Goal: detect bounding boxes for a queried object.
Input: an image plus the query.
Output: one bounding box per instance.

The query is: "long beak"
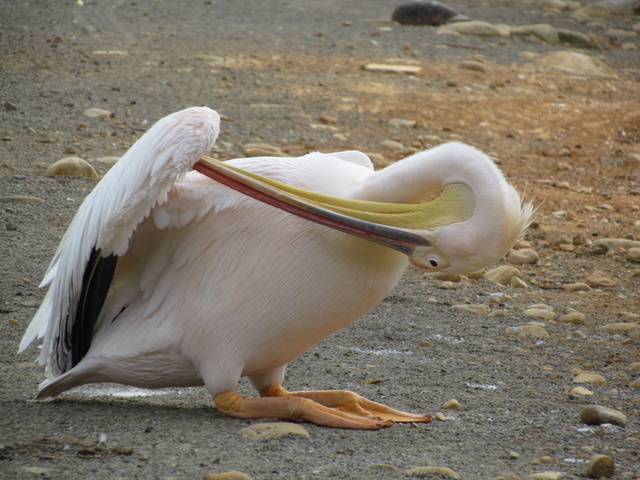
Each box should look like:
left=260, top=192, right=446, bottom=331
left=193, top=156, right=474, bottom=258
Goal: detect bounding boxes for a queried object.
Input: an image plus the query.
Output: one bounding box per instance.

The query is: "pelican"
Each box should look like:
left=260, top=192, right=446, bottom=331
left=19, top=106, right=532, bottom=429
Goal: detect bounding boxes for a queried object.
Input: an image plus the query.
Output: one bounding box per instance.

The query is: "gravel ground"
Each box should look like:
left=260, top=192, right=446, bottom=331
left=1, top=1, right=639, bottom=479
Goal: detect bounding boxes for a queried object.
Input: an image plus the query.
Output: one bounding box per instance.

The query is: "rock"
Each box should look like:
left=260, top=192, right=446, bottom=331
left=381, top=139, right=406, bottom=150
left=629, top=378, right=640, bottom=389
left=483, top=265, right=523, bottom=285
left=523, top=308, right=557, bottom=321
left=202, top=472, right=253, bottom=480
left=405, top=466, right=460, bottom=478
left=580, top=405, right=627, bottom=427
left=586, top=271, right=618, bottom=288
left=83, top=107, right=113, bottom=118
left=573, top=373, right=606, bottom=385
left=364, top=63, right=422, bottom=74
left=392, top=1, right=469, bottom=26
left=511, top=24, right=560, bottom=44
left=242, top=143, right=287, bottom=157
left=585, top=454, right=615, bottom=478
left=239, top=422, right=309, bottom=439
left=563, top=283, right=591, bottom=292
left=629, top=362, right=640, bottom=373
left=451, top=304, right=488, bottom=315
left=519, top=324, right=550, bottom=339
left=628, top=247, right=640, bottom=262
left=510, top=276, right=527, bottom=288
left=527, top=472, right=563, bottom=480
left=545, top=229, right=572, bottom=246
left=569, top=386, right=594, bottom=396
left=557, top=29, right=595, bottom=47
left=47, top=157, right=99, bottom=180
left=457, top=60, right=486, bottom=72
left=442, top=399, right=460, bottom=410
left=600, top=322, right=640, bottom=334
left=594, top=238, right=640, bottom=250
left=508, top=248, right=539, bottom=265
left=535, top=51, right=617, bottom=78
left=389, top=118, right=417, bottom=128
left=438, top=20, right=510, bottom=37
left=434, top=412, right=447, bottom=421
left=558, top=312, right=586, bottom=325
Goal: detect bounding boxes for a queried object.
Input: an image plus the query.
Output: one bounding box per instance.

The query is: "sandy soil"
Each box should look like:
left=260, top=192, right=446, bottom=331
left=1, top=1, right=639, bottom=479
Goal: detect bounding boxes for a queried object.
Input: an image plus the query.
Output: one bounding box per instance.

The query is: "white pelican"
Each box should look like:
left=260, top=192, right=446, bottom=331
left=19, top=106, right=532, bottom=429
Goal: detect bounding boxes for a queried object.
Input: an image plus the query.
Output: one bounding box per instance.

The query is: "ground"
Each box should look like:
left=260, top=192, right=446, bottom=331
left=1, top=1, right=639, bottom=479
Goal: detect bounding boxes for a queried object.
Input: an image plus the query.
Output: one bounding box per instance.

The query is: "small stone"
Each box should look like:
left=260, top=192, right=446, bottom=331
left=510, top=276, right=528, bottom=289
left=559, top=311, right=587, bottom=325
left=629, top=378, right=640, bottom=389
left=483, top=265, right=523, bottom=285
left=434, top=412, right=447, bottom=421
left=628, top=247, right=640, bottom=262
left=47, top=157, right=99, bottom=180
left=600, top=322, right=640, bottom=334
left=527, top=472, right=563, bottom=480
left=83, top=107, right=113, bottom=118
left=364, top=63, right=422, bottom=74
left=629, top=362, right=640, bottom=373
left=451, top=304, right=488, bottom=315
left=563, top=283, right=591, bottom=292
left=585, top=271, right=618, bottom=288
left=202, top=472, right=253, bottom=480
left=381, top=139, right=406, bottom=150
left=242, top=143, right=287, bottom=157
left=508, top=248, right=539, bottom=265
left=318, top=115, right=336, bottom=125
left=239, top=422, right=309, bottom=439
left=405, top=466, right=460, bottom=478
left=389, top=118, right=417, bottom=128
left=545, top=229, right=572, bottom=246
left=438, top=20, right=510, bottom=37
left=569, top=386, right=594, bottom=396
left=519, top=324, right=550, bottom=339
left=557, top=29, right=595, bottom=47
left=457, top=60, right=486, bottom=72
left=523, top=308, right=557, bottom=321
left=4, top=101, right=17, bottom=111
left=511, top=24, right=560, bottom=44
left=442, top=399, right=460, bottom=410
left=535, top=51, right=617, bottom=78
left=392, top=1, right=467, bottom=26
left=585, top=454, right=615, bottom=478
left=573, top=373, right=606, bottom=385
left=580, top=405, right=627, bottom=427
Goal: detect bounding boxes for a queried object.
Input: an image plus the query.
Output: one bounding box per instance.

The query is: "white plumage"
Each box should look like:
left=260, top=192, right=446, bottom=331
left=20, top=106, right=532, bottom=429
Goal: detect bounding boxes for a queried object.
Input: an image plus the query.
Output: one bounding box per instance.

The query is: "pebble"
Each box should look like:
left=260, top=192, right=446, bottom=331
left=627, top=247, right=640, bottom=262
left=580, top=405, right=627, bottom=427
left=545, top=229, right=572, bottom=246
left=442, top=399, right=460, bottom=410
left=483, top=265, right=523, bottom=285
left=585, top=454, right=615, bottom=478
left=593, top=238, right=640, bottom=250
left=629, top=378, right=640, bottom=389
left=558, top=310, right=587, bottom=325
left=242, top=143, right=287, bottom=157
left=405, top=466, right=460, bottom=478
left=47, top=157, right=100, bottom=180
left=83, top=107, right=113, bottom=118
left=451, top=304, right=488, bottom=315
left=523, top=308, right=557, bottom=321
left=557, top=29, right=595, bottom=47
left=527, top=472, right=563, bottom=480
left=508, top=248, right=539, bottom=264
left=434, top=412, right=447, bottom=421
left=438, top=20, right=510, bottom=37
left=239, top=422, right=309, bottom=439
left=363, top=63, right=422, bottom=74
left=391, top=1, right=468, bottom=26
left=202, top=472, right=253, bottom=480
left=4, top=101, right=18, bottom=111
left=599, top=322, right=640, bottom=334
left=585, top=270, right=618, bottom=288
left=381, top=139, right=406, bottom=150
left=534, top=51, right=617, bottom=78
left=457, top=60, right=486, bottom=72
left=518, top=324, right=550, bottom=339
left=569, top=386, right=594, bottom=396
left=629, top=362, right=640, bottom=373
left=510, top=277, right=527, bottom=288
left=573, top=373, right=606, bottom=385
left=511, top=23, right=560, bottom=44
left=563, top=283, right=591, bottom=292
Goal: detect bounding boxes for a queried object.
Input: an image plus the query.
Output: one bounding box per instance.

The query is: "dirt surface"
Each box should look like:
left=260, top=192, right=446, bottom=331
left=1, top=1, right=639, bottom=479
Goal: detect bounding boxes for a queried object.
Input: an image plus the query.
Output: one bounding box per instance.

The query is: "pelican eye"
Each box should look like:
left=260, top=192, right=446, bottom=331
left=429, top=259, right=439, bottom=268
left=409, top=245, right=450, bottom=271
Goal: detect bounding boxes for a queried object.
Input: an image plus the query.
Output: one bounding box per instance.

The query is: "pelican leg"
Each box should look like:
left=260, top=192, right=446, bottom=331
left=213, top=390, right=394, bottom=429
left=261, top=385, right=433, bottom=424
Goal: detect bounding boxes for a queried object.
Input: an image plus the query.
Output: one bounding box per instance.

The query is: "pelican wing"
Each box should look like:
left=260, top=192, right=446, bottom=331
left=19, top=107, right=220, bottom=377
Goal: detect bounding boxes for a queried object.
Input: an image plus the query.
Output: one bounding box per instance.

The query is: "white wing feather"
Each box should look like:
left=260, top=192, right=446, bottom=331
left=19, top=107, right=220, bottom=377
